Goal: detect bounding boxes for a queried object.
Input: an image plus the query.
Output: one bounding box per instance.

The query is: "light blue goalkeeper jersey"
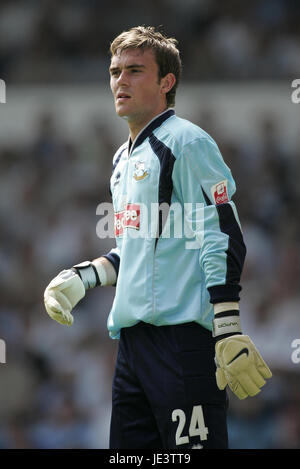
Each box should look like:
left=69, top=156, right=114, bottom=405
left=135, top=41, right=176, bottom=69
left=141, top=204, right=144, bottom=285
left=104, top=109, right=246, bottom=339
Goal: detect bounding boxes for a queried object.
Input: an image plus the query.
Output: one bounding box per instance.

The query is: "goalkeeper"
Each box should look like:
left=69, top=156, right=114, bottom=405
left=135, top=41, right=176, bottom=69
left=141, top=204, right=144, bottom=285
left=44, top=26, right=272, bottom=449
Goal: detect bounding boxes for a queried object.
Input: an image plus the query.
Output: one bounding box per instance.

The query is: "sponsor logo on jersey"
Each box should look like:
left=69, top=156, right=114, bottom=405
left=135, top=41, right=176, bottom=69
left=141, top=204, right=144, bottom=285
left=133, top=161, right=149, bottom=181
left=210, top=180, right=229, bottom=205
left=114, top=203, right=140, bottom=237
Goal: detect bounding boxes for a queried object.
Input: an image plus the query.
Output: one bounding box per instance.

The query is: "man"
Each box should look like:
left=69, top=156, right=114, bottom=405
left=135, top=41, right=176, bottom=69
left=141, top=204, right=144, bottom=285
left=44, top=26, right=272, bottom=449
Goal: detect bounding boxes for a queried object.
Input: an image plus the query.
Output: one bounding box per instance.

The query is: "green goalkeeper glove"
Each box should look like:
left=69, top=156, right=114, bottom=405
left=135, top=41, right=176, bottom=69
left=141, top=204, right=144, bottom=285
left=213, top=303, right=272, bottom=399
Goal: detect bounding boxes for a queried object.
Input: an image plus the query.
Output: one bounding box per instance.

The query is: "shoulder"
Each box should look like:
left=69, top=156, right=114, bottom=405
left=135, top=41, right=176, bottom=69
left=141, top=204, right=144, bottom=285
left=158, top=114, right=217, bottom=157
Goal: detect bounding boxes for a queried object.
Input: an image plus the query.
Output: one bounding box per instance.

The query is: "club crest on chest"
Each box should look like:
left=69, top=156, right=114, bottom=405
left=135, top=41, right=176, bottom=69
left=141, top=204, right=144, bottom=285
left=133, top=161, right=150, bottom=181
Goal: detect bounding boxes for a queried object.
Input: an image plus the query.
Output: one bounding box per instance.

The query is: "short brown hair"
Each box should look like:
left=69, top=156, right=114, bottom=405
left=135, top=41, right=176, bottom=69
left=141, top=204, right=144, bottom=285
left=110, top=26, right=182, bottom=107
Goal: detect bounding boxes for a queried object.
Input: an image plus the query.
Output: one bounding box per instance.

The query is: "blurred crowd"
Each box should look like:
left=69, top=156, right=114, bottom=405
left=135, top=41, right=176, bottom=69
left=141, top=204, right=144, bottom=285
left=0, top=0, right=300, bottom=450
left=0, top=111, right=119, bottom=448
left=0, top=0, right=300, bottom=84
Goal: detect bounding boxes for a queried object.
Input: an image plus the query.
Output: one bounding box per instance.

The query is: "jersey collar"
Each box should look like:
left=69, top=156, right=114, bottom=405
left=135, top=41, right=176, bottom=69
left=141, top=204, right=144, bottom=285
left=128, top=108, right=175, bottom=156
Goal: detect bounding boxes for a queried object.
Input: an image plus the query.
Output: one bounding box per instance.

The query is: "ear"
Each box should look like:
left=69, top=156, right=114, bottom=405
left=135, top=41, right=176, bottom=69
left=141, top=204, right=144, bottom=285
left=160, top=73, right=176, bottom=97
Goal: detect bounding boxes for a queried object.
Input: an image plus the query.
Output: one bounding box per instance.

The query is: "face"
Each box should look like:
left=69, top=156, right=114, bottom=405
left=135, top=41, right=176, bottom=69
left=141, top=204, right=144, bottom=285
left=110, top=48, right=173, bottom=135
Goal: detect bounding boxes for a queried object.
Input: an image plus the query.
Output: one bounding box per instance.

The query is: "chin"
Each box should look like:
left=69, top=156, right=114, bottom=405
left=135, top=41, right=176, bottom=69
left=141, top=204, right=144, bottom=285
left=116, top=105, right=129, bottom=118
left=117, top=112, right=130, bottom=122
left=115, top=106, right=133, bottom=121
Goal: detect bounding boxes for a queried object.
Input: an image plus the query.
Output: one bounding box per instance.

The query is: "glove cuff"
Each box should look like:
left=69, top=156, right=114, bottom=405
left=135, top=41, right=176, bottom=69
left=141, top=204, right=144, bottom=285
left=92, top=257, right=117, bottom=286
left=72, top=261, right=101, bottom=290
left=212, top=302, right=242, bottom=341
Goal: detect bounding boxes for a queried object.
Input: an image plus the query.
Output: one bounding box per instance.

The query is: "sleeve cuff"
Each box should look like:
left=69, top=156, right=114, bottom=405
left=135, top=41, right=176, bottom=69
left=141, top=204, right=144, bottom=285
left=208, top=284, right=241, bottom=304
left=102, top=252, right=120, bottom=284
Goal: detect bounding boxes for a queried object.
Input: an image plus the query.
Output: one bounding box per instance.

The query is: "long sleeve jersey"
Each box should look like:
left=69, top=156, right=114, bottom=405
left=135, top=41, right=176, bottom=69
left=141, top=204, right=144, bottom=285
left=104, top=109, right=246, bottom=339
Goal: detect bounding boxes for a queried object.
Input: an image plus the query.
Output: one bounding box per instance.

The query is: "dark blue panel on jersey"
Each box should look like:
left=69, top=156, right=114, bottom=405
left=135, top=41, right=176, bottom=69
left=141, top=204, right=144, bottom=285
left=208, top=203, right=246, bottom=303
left=110, top=147, right=126, bottom=196
left=132, top=109, right=175, bottom=153
left=201, top=187, right=212, bottom=206
left=149, top=132, right=176, bottom=244
left=112, top=147, right=126, bottom=175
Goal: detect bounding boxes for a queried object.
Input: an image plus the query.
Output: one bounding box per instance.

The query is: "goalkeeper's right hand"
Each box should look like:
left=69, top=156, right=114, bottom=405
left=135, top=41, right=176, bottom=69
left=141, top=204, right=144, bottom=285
left=44, top=269, right=86, bottom=326
left=44, top=258, right=117, bottom=326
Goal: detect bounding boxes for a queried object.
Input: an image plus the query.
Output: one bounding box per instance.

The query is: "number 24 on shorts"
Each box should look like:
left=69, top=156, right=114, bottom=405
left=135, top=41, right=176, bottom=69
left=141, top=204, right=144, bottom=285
left=172, top=405, right=208, bottom=446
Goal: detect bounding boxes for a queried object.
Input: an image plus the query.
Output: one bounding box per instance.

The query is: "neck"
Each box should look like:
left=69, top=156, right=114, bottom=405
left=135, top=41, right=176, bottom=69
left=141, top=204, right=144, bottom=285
left=128, top=107, right=169, bottom=143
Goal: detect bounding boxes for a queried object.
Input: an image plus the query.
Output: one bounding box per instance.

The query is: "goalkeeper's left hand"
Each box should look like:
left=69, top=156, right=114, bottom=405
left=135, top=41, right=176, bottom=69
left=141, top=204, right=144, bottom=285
left=213, top=303, right=272, bottom=400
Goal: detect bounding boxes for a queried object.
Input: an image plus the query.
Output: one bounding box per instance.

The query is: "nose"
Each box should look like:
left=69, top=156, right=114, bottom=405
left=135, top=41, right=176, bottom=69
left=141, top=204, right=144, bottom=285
left=116, top=70, right=129, bottom=87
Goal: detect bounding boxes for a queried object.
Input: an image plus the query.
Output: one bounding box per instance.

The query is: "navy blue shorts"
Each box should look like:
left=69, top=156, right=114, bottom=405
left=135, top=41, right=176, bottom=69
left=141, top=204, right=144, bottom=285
left=109, top=321, right=228, bottom=449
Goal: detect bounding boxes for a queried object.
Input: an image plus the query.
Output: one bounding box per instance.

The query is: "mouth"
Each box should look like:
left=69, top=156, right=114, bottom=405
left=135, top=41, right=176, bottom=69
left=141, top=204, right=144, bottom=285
left=116, top=92, right=131, bottom=101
